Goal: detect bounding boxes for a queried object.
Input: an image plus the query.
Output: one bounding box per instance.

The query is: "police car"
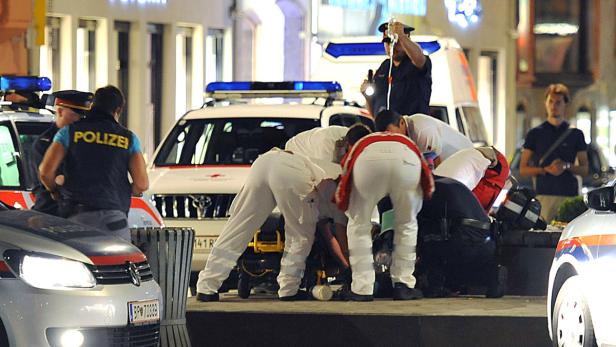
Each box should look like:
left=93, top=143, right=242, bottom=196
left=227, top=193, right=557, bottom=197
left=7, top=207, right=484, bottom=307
left=146, top=81, right=374, bottom=273
left=313, top=36, right=489, bottom=146
left=0, top=76, right=162, bottom=228
left=547, top=181, right=616, bottom=346
left=0, top=204, right=162, bottom=346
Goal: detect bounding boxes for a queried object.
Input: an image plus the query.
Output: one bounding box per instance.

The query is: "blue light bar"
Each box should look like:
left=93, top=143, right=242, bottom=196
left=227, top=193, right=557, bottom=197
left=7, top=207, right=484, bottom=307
left=0, top=76, right=52, bottom=92
left=206, top=81, right=342, bottom=94
left=324, top=41, right=441, bottom=58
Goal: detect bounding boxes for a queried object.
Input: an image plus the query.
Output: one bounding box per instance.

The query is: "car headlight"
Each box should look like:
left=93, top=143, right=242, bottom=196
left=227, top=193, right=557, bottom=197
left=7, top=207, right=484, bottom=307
left=15, top=253, right=95, bottom=290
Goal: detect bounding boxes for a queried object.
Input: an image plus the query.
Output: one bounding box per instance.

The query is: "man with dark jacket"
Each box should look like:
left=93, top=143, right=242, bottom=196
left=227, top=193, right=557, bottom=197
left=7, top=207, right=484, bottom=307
left=31, top=90, right=93, bottom=216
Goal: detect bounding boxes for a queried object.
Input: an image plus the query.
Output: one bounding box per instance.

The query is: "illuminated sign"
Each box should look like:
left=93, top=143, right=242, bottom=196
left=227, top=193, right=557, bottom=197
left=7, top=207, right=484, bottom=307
left=109, top=0, right=167, bottom=5
left=324, top=0, right=427, bottom=16
left=445, top=0, right=482, bottom=28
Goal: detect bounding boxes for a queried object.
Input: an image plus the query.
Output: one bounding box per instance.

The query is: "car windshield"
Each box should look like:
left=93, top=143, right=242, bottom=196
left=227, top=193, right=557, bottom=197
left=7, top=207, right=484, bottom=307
left=154, top=118, right=320, bottom=166
left=16, top=121, right=50, bottom=189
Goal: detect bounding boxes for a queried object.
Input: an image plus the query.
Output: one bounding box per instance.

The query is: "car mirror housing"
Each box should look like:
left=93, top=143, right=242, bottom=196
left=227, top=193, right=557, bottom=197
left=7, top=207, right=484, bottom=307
left=584, top=186, right=615, bottom=211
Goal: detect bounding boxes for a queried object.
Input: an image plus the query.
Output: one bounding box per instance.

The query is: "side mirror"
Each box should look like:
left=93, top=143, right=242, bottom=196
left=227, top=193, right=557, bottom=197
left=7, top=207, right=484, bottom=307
left=584, top=186, right=615, bottom=211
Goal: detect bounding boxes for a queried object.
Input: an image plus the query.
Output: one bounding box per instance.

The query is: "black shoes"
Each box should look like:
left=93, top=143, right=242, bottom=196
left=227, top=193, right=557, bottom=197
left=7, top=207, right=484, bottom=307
left=486, top=265, right=508, bottom=298
left=392, top=283, right=424, bottom=300
left=196, top=292, right=219, bottom=302
left=279, top=289, right=309, bottom=301
left=334, top=284, right=374, bottom=301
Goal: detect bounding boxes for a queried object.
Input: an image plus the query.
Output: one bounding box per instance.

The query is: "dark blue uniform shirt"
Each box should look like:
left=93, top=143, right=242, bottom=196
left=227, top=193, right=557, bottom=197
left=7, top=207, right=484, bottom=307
left=523, top=121, right=587, bottom=196
left=370, top=55, right=432, bottom=116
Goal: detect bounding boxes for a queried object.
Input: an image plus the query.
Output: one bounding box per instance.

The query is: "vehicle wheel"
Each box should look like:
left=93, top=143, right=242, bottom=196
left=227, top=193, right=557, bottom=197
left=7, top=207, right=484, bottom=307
left=237, top=271, right=251, bottom=299
left=552, top=276, right=597, bottom=347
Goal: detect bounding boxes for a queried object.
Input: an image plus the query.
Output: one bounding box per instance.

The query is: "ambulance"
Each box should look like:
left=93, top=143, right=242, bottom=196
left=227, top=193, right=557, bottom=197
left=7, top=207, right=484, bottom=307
left=313, top=35, right=489, bottom=146
left=146, top=81, right=374, bottom=275
left=0, top=76, right=163, bottom=228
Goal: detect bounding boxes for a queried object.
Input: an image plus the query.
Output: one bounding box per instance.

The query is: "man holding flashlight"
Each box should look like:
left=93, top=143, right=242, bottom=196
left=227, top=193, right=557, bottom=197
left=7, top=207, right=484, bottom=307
left=361, top=21, right=432, bottom=118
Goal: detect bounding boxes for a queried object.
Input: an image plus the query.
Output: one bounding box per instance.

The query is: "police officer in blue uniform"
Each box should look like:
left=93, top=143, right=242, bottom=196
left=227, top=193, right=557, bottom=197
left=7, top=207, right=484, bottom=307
left=31, top=90, right=93, bottom=216
left=39, top=86, right=149, bottom=241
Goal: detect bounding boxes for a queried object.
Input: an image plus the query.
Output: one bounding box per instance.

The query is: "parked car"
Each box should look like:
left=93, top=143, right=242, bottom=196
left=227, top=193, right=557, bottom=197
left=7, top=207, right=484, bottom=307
left=0, top=204, right=162, bottom=346
left=509, top=142, right=616, bottom=193
left=0, top=76, right=163, bottom=228
left=547, top=182, right=616, bottom=346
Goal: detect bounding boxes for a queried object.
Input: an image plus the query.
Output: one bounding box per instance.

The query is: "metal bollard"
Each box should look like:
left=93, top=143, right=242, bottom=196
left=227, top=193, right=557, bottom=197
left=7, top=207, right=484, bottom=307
left=132, top=227, right=195, bottom=347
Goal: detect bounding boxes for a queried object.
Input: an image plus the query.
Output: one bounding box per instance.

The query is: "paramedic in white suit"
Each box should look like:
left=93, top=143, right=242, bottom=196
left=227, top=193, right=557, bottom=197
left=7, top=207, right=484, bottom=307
left=375, top=111, right=473, bottom=166
left=196, top=148, right=341, bottom=301
left=285, top=125, right=348, bottom=163
left=336, top=133, right=431, bottom=301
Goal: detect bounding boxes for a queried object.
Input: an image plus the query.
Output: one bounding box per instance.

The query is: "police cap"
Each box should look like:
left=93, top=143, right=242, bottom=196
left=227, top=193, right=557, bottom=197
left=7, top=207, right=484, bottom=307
left=378, top=22, right=414, bottom=35
left=52, top=90, right=93, bottom=115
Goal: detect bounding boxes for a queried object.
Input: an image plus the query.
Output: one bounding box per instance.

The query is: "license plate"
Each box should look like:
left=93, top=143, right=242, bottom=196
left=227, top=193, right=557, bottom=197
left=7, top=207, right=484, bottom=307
left=194, top=236, right=218, bottom=251
left=128, top=299, right=160, bottom=325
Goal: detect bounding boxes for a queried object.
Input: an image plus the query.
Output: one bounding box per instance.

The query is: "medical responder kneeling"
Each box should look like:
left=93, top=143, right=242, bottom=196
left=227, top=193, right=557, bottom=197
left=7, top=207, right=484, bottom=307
left=336, top=131, right=434, bottom=301
left=434, top=146, right=510, bottom=212
left=196, top=125, right=372, bottom=302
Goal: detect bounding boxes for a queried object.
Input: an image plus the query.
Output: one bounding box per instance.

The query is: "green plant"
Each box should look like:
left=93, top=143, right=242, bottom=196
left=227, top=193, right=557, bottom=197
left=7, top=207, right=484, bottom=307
left=555, top=196, right=588, bottom=223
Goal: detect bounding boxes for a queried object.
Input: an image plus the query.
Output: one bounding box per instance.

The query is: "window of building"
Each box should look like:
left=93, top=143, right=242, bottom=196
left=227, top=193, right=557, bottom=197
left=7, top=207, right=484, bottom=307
left=533, top=0, right=592, bottom=85
left=115, top=21, right=130, bottom=126
left=76, top=19, right=98, bottom=92
left=206, top=29, right=225, bottom=84
left=176, top=26, right=194, bottom=120
left=39, top=17, right=62, bottom=91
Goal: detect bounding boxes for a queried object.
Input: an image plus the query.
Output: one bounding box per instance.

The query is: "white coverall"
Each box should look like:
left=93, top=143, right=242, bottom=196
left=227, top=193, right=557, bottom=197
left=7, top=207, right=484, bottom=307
left=433, top=148, right=491, bottom=191
left=284, top=126, right=348, bottom=163
left=346, top=141, right=423, bottom=295
left=196, top=149, right=341, bottom=297
left=403, top=114, right=473, bottom=160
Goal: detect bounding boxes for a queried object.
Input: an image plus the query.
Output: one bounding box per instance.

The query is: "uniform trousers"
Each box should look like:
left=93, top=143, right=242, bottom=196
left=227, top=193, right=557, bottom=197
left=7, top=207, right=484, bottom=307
left=197, top=150, right=318, bottom=297
left=346, top=142, right=423, bottom=295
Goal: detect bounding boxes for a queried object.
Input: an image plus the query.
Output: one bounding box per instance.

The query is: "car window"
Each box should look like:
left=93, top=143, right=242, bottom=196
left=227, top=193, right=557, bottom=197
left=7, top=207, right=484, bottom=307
left=154, top=118, right=319, bottom=166
left=328, top=113, right=375, bottom=131
left=0, top=123, right=20, bottom=187
left=15, top=122, right=50, bottom=189
left=428, top=106, right=449, bottom=124
left=461, top=106, right=489, bottom=144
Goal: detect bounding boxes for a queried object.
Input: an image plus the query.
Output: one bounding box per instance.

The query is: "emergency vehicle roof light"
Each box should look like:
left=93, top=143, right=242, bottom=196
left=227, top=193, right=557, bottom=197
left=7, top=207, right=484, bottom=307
left=0, top=76, right=52, bottom=92
left=324, top=41, right=441, bottom=58
left=205, top=81, right=343, bottom=99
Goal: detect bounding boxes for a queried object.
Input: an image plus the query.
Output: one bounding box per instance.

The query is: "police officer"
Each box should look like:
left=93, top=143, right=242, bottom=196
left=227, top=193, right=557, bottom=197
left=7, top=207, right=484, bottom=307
left=39, top=86, right=148, bottom=242
left=361, top=21, right=432, bottom=117
left=31, top=90, right=93, bottom=216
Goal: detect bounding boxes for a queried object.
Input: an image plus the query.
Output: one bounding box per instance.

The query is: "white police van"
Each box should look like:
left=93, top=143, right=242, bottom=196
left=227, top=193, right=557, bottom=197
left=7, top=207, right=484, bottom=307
left=146, top=81, right=374, bottom=274
left=313, top=36, right=489, bottom=146
left=0, top=76, right=163, bottom=228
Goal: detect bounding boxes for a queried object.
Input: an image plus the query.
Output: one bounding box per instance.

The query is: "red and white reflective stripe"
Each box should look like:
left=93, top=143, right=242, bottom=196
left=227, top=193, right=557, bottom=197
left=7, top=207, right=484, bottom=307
left=130, top=197, right=162, bottom=226
left=89, top=252, right=147, bottom=266
left=0, top=190, right=34, bottom=209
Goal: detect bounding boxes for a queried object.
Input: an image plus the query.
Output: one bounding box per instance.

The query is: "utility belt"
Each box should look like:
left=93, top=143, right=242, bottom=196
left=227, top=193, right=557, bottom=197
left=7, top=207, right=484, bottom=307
left=420, top=217, right=492, bottom=243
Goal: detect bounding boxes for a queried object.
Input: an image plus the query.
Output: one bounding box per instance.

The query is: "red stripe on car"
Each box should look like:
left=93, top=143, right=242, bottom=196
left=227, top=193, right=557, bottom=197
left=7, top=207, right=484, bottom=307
left=89, top=252, right=147, bottom=265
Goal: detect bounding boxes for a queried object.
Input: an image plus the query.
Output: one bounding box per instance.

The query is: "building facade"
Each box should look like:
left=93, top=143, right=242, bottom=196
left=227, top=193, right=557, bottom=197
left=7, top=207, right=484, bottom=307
left=516, top=0, right=616, bottom=165
left=26, top=0, right=233, bottom=156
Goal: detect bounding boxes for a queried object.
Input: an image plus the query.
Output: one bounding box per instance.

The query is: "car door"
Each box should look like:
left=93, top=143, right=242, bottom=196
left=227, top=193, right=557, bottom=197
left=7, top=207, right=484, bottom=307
left=0, top=120, right=33, bottom=208
left=591, top=227, right=616, bottom=343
